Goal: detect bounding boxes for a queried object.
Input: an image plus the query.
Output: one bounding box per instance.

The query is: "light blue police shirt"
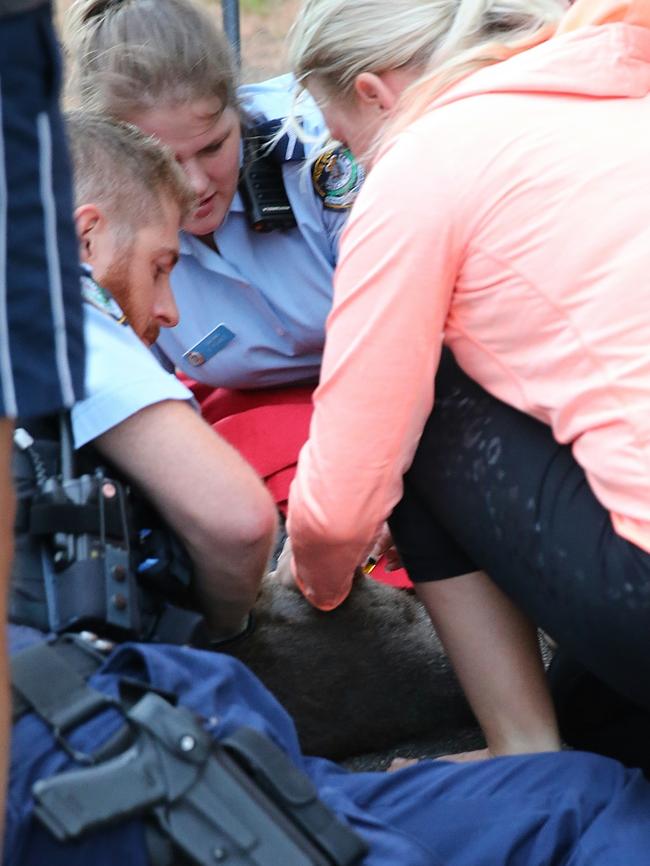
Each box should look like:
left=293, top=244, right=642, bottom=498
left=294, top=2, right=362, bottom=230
left=156, top=74, right=358, bottom=390
left=72, top=298, right=192, bottom=449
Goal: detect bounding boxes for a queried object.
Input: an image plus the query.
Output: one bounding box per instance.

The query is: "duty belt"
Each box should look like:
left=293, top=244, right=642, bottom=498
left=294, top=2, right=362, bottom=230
left=11, top=636, right=368, bottom=866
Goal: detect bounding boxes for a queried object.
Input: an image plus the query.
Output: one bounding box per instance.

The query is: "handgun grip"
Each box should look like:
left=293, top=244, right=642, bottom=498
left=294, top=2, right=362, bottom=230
left=33, top=738, right=165, bottom=840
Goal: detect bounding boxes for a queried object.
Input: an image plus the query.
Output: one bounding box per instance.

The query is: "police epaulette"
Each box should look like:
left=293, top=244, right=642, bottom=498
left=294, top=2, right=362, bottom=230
left=250, top=118, right=306, bottom=163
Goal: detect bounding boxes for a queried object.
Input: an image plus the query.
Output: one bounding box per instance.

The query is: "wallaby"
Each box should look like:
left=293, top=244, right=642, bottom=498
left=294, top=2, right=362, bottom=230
left=223, top=573, right=481, bottom=762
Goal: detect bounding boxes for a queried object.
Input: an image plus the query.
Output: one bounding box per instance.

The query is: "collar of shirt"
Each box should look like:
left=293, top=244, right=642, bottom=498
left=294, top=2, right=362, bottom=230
left=228, top=188, right=246, bottom=214
left=80, top=264, right=127, bottom=325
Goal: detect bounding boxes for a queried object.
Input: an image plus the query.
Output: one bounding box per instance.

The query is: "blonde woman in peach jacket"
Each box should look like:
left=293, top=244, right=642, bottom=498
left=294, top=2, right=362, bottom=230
left=274, top=0, right=650, bottom=763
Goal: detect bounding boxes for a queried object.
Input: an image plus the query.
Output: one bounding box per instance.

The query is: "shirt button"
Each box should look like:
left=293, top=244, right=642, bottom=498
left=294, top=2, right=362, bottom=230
left=275, top=327, right=286, bottom=337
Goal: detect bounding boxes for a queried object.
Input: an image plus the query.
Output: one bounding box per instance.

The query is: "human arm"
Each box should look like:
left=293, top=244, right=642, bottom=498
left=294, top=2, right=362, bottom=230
left=95, top=400, right=277, bottom=638
left=288, top=129, right=461, bottom=608
left=72, top=306, right=277, bottom=635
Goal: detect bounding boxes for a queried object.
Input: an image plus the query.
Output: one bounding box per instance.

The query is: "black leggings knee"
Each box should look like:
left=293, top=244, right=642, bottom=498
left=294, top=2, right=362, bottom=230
left=389, top=350, right=650, bottom=710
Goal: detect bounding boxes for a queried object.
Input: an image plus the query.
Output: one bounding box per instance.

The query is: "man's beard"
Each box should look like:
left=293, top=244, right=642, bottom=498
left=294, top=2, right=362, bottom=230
left=99, top=252, right=160, bottom=347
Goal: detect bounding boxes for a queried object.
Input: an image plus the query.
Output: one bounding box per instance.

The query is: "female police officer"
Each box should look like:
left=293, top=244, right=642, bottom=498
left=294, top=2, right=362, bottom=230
left=65, top=0, right=360, bottom=392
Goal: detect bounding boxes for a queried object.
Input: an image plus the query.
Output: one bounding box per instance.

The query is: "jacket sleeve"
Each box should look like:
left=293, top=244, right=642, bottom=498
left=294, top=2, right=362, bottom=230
left=287, top=129, right=464, bottom=609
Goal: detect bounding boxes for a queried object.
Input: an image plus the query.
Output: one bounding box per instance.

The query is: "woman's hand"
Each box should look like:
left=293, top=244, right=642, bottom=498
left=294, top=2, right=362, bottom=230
left=362, top=523, right=403, bottom=573
left=268, top=535, right=298, bottom=589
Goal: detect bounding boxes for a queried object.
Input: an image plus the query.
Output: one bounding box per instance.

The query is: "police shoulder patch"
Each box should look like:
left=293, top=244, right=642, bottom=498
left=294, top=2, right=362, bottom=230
left=312, top=147, right=365, bottom=210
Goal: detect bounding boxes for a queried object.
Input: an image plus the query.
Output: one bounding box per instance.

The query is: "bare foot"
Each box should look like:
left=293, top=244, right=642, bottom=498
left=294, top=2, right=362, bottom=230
left=435, top=747, right=491, bottom=763
left=388, top=756, right=420, bottom=772
left=388, top=747, right=491, bottom=771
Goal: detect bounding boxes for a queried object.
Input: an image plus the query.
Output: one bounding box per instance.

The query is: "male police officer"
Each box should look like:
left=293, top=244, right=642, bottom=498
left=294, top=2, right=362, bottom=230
left=10, top=112, right=277, bottom=644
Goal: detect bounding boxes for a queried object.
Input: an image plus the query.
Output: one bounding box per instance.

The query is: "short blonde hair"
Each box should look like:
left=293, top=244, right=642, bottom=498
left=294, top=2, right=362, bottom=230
left=64, top=0, right=238, bottom=119
left=65, top=110, right=195, bottom=234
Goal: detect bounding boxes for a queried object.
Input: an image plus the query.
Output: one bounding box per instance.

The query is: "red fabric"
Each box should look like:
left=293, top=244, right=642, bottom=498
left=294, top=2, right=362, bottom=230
left=215, top=404, right=312, bottom=489
left=180, top=373, right=412, bottom=589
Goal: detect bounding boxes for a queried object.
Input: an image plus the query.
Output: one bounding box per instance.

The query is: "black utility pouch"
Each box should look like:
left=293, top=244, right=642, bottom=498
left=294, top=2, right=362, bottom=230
left=10, top=414, right=209, bottom=646
left=223, top=726, right=368, bottom=866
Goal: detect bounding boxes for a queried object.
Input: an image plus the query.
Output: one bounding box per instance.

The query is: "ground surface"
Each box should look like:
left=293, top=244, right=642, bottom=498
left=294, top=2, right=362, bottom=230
left=239, top=0, right=300, bottom=82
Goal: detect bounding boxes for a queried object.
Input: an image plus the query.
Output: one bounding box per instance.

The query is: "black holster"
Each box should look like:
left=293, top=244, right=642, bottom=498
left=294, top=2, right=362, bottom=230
left=10, top=419, right=209, bottom=646
left=12, top=639, right=367, bottom=866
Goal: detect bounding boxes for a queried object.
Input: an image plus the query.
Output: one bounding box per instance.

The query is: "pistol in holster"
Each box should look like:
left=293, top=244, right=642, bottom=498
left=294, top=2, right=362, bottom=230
left=31, top=689, right=367, bottom=866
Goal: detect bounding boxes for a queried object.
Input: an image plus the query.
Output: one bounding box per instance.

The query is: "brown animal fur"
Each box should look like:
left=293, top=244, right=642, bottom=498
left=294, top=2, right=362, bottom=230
left=223, top=574, right=480, bottom=760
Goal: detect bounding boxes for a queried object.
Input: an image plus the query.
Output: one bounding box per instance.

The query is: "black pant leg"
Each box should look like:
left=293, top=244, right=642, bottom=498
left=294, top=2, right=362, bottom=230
left=389, top=350, right=650, bottom=710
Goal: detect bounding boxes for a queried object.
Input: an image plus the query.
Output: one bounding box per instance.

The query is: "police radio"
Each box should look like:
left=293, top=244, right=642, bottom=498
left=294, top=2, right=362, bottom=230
left=239, top=130, right=297, bottom=232
left=10, top=413, right=209, bottom=646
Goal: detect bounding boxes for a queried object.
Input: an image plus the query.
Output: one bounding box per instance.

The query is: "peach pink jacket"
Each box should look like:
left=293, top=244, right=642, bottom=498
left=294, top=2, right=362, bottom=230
left=288, top=4, right=650, bottom=610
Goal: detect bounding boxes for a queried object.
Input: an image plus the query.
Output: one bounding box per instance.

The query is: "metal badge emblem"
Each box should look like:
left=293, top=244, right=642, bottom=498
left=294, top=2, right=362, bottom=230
left=312, top=147, right=365, bottom=209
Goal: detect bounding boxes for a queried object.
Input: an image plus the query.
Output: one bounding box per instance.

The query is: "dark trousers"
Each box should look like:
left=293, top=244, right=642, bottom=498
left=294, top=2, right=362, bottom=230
left=0, top=2, right=84, bottom=420
left=11, top=625, right=650, bottom=866
left=389, top=351, right=650, bottom=712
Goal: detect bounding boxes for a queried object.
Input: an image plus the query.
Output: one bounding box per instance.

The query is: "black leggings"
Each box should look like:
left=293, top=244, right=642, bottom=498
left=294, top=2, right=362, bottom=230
left=389, top=351, right=650, bottom=711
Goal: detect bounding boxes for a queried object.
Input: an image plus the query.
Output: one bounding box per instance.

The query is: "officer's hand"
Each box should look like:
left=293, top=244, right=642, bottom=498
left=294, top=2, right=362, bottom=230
left=268, top=536, right=298, bottom=590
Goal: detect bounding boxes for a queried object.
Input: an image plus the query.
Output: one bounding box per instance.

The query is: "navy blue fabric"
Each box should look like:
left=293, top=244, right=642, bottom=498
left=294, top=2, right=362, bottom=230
left=389, top=350, right=650, bottom=712
left=7, top=625, right=650, bottom=866
left=0, top=3, right=84, bottom=419
left=0, top=3, right=49, bottom=19
left=251, top=118, right=306, bottom=163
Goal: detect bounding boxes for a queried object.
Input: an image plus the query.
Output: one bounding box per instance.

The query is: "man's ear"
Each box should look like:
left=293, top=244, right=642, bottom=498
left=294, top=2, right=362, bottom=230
left=74, top=203, right=102, bottom=265
left=353, top=72, right=400, bottom=113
